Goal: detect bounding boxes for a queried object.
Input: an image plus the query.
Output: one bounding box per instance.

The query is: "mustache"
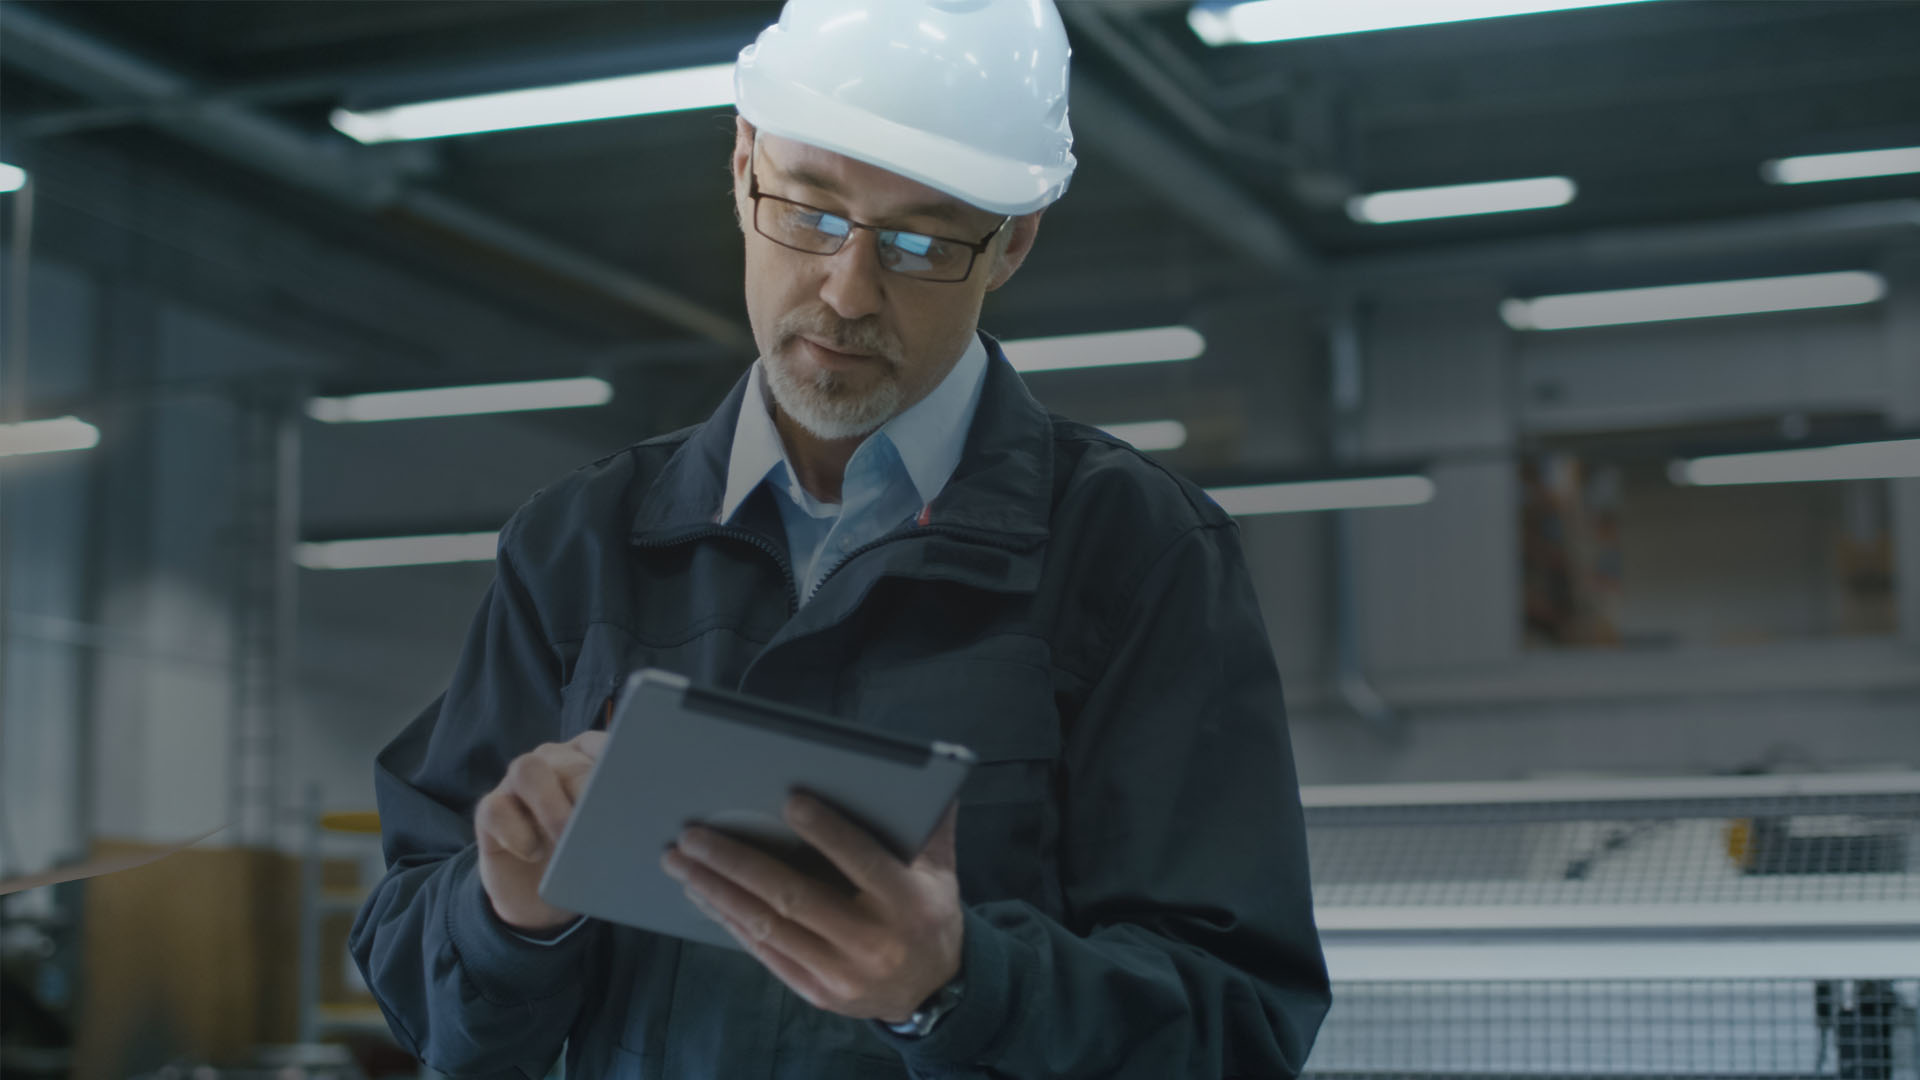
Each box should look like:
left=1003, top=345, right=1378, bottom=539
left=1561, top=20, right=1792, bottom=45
left=774, top=308, right=898, bottom=363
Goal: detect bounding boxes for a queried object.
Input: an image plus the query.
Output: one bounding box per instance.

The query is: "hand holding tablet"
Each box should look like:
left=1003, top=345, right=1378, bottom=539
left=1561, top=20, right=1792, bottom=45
left=537, top=669, right=973, bottom=952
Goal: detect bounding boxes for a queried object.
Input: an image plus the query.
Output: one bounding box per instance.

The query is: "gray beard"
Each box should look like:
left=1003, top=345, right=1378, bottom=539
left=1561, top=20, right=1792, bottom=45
left=763, top=355, right=902, bottom=441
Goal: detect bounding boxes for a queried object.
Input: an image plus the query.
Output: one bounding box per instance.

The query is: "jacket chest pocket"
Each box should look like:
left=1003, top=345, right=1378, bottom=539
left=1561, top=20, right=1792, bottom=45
left=556, top=622, right=638, bottom=739
left=853, top=641, right=1061, bottom=907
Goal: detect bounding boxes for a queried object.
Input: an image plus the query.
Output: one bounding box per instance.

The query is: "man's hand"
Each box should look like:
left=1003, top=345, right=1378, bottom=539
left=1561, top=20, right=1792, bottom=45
left=474, top=729, right=607, bottom=934
left=662, top=794, right=963, bottom=1025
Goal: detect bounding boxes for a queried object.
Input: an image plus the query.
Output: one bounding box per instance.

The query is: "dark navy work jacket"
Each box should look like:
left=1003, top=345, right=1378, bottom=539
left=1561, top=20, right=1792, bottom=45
left=349, top=334, right=1329, bottom=1079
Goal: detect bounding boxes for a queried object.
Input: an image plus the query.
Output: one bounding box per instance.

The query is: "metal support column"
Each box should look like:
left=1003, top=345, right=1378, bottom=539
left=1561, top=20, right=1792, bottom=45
left=227, top=385, right=301, bottom=847
left=1329, top=301, right=1401, bottom=740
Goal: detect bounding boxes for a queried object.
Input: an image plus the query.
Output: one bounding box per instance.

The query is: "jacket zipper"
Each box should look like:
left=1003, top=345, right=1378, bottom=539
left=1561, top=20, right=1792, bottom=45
left=811, top=521, right=1037, bottom=598
left=632, top=525, right=801, bottom=615
left=632, top=520, right=1032, bottom=697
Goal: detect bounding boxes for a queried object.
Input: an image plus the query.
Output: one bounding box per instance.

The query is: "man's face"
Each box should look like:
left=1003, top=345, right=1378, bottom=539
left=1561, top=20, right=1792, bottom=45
left=731, top=121, right=1039, bottom=441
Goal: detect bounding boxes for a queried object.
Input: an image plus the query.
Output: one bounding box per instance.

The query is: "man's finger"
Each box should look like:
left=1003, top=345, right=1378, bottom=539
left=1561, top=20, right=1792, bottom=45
left=476, top=792, right=544, bottom=861
left=695, top=893, right=839, bottom=1012
left=509, top=759, right=575, bottom=845
left=916, top=801, right=959, bottom=874
left=662, top=843, right=849, bottom=976
left=570, top=729, right=609, bottom=759
left=784, top=793, right=907, bottom=898
left=557, top=761, right=592, bottom=804
left=674, top=826, right=868, bottom=944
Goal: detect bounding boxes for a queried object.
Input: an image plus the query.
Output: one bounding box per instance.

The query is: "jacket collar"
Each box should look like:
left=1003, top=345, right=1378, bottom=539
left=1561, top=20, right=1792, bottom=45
left=631, top=331, right=1053, bottom=549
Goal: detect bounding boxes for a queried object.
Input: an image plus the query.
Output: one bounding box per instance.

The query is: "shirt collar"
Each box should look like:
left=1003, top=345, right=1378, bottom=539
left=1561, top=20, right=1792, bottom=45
left=719, top=362, right=792, bottom=523
left=876, top=330, right=988, bottom=510
left=719, top=332, right=990, bottom=523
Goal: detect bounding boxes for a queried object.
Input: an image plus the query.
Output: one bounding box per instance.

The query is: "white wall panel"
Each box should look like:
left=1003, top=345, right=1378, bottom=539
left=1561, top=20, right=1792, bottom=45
left=89, top=392, right=238, bottom=841
left=1351, top=290, right=1520, bottom=674
left=0, top=460, right=90, bottom=872
left=1884, top=254, right=1920, bottom=651
left=1362, top=288, right=1514, bottom=456
left=1519, top=307, right=1887, bottom=434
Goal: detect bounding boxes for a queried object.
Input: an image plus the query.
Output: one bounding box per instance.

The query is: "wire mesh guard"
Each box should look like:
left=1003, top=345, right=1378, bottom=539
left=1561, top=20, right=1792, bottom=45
left=1299, top=777, right=1920, bottom=1077
left=1306, top=979, right=1918, bottom=1078
left=1304, top=784, right=1920, bottom=912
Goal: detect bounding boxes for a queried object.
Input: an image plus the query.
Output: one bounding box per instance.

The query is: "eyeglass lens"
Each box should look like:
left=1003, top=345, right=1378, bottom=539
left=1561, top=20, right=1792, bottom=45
left=756, top=198, right=971, bottom=282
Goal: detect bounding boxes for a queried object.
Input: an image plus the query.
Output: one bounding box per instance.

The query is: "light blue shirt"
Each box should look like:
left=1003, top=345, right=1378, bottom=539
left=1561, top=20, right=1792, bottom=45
left=721, top=333, right=990, bottom=604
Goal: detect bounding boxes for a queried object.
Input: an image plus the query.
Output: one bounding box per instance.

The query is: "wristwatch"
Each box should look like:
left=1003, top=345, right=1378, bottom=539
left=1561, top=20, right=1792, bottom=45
left=884, top=973, right=966, bottom=1039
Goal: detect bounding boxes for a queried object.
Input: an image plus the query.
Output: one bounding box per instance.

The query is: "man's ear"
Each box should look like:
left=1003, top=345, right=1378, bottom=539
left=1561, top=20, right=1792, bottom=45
left=730, top=116, right=756, bottom=230
left=984, top=210, right=1044, bottom=293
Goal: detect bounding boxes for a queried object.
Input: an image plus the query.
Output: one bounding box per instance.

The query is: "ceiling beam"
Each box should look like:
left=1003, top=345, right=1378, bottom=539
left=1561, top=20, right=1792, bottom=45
left=1330, top=199, right=1920, bottom=286
left=1068, top=73, right=1319, bottom=278
left=1061, top=7, right=1319, bottom=278
left=0, top=3, right=753, bottom=351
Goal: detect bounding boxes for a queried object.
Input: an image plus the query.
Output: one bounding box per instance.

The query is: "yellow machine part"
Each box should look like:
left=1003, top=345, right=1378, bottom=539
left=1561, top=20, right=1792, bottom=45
left=1724, top=819, right=1754, bottom=869
left=320, top=810, right=381, bottom=835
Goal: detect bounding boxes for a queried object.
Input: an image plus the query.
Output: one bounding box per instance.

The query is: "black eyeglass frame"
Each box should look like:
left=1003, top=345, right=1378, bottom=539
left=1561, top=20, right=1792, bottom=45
left=746, top=157, right=1011, bottom=284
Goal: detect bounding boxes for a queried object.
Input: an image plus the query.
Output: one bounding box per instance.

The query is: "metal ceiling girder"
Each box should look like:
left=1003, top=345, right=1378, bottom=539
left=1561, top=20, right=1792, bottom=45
left=0, top=3, right=753, bottom=351
left=17, top=141, right=589, bottom=379
left=1329, top=200, right=1920, bottom=286
left=1060, top=7, right=1319, bottom=278
left=1069, top=73, right=1319, bottom=278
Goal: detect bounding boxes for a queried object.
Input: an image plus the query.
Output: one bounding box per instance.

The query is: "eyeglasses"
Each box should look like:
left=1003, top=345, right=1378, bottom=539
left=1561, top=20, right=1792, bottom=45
left=747, top=158, right=1009, bottom=284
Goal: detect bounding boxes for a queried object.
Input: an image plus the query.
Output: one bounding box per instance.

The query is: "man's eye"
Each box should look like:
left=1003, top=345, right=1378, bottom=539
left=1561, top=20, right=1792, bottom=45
left=889, top=232, right=938, bottom=257
left=805, top=211, right=852, bottom=238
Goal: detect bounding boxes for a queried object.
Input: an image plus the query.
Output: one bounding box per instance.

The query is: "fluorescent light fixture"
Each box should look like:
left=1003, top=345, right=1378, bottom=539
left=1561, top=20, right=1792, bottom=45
left=1099, top=420, right=1189, bottom=452
left=1762, top=146, right=1920, bottom=185
left=1348, top=176, right=1575, bottom=224
left=294, top=532, right=500, bottom=570
left=1673, top=438, right=1920, bottom=487
left=307, top=376, right=612, bottom=423
left=0, top=163, right=26, bottom=193
left=331, top=62, right=735, bottom=144
left=1206, top=474, right=1435, bottom=516
left=0, top=416, right=99, bottom=458
left=1502, top=271, right=1885, bottom=331
left=1002, top=326, right=1205, bottom=374
left=1189, top=0, right=1654, bottom=45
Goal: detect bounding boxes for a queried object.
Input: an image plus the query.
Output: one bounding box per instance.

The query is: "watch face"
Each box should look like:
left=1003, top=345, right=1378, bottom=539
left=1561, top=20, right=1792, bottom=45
left=890, top=976, right=965, bottom=1038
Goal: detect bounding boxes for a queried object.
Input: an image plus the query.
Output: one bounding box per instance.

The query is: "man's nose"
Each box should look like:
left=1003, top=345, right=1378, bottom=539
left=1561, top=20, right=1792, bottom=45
left=817, top=230, right=887, bottom=321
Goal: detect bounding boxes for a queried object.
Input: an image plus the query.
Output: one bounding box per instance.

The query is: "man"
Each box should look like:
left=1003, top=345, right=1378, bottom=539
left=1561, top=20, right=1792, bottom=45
left=349, top=1, right=1329, bottom=1076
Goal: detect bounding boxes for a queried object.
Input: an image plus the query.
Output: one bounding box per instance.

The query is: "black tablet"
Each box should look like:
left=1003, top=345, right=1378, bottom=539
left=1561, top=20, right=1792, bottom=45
left=539, top=668, right=974, bottom=951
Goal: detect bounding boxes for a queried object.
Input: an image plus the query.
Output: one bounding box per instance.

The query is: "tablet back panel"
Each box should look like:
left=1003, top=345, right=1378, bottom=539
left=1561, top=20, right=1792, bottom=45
left=539, top=669, right=972, bottom=951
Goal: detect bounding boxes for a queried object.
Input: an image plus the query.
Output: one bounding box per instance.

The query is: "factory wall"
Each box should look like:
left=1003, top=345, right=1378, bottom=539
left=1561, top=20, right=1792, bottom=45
left=1284, top=256, right=1920, bottom=783
left=3, top=256, right=95, bottom=880
left=3, top=245, right=1917, bottom=862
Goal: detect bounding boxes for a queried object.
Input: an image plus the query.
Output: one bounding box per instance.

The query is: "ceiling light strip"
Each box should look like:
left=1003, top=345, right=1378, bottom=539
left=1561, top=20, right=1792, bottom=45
left=1501, top=271, right=1886, bottom=331
left=1673, top=438, right=1920, bottom=487
left=331, top=63, right=736, bottom=144
left=1348, top=176, right=1576, bottom=224
left=1189, top=0, right=1656, bottom=46
left=307, top=377, right=613, bottom=423
left=1206, top=475, right=1436, bottom=516
left=1002, top=326, right=1206, bottom=373
left=0, top=416, right=99, bottom=458
left=294, top=532, right=501, bottom=570
left=1098, top=420, right=1189, bottom=452
left=0, top=163, right=27, bottom=194
left=1762, top=146, right=1920, bottom=185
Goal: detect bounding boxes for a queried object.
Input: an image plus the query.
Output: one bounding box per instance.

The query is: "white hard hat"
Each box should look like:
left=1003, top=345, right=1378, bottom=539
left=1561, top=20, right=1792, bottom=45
left=734, top=0, right=1076, bottom=217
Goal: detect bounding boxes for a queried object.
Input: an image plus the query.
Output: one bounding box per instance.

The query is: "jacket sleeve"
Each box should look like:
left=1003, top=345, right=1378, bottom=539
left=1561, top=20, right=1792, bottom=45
left=885, top=520, right=1331, bottom=1078
left=347, top=534, right=603, bottom=1079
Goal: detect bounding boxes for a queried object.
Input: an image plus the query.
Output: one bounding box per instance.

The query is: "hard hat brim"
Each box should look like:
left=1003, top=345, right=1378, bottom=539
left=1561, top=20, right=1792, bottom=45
left=736, top=78, right=1073, bottom=218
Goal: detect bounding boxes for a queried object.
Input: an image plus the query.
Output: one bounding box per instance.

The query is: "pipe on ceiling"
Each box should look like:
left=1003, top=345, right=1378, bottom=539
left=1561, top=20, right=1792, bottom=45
left=0, top=3, right=753, bottom=351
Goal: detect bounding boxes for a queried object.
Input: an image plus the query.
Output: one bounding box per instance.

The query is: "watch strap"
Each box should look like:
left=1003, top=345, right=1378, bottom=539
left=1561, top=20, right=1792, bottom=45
left=884, top=972, right=966, bottom=1039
